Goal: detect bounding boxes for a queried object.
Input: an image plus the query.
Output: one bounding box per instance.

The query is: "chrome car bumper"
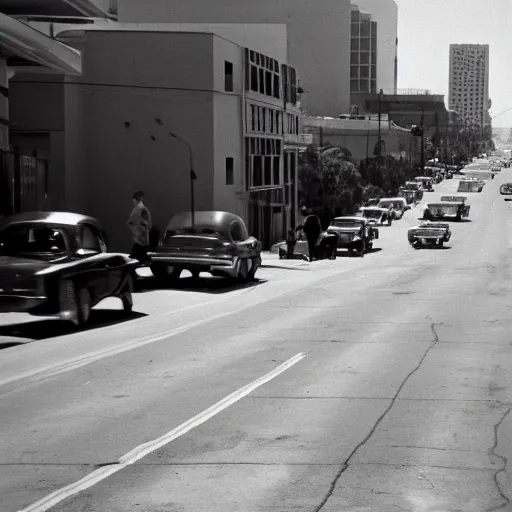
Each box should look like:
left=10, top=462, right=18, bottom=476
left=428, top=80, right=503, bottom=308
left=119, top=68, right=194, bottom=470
left=149, top=254, right=239, bottom=276
left=0, top=294, right=47, bottom=313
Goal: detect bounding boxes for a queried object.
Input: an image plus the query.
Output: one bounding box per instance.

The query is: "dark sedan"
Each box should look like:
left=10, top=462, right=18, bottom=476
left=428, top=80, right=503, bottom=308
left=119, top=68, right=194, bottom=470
left=149, top=211, right=262, bottom=282
left=0, top=212, right=139, bottom=327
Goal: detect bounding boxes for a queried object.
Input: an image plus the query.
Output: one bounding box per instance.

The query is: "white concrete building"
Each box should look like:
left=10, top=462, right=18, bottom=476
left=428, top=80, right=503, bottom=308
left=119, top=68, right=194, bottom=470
left=117, top=0, right=352, bottom=117
left=352, top=0, right=398, bottom=93
left=449, top=44, right=490, bottom=128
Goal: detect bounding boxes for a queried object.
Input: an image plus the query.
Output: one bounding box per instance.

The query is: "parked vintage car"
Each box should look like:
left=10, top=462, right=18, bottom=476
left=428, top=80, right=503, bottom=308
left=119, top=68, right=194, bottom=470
left=366, top=197, right=381, bottom=207
left=357, top=206, right=392, bottom=226
left=149, top=211, right=262, bottom=282
left=403, top=181, right=424, bottom=201
left=440, top=195, right=471, bottom=217
left=457, top=179, right=484, bottom=193
left=327, top=216, right=379, bottom=257
left=398, top=189, right=417, bottom=205
left=378, top=197, right=410, bottom=219
left=408, top=221, right=451, bottom=248
left=414, top=176, right=434, bottom=191
left=271, top=230, right=338, bottom=260
left=423, top=202, right=466, bottom=221
left=0, top=212, right=138, bottom=327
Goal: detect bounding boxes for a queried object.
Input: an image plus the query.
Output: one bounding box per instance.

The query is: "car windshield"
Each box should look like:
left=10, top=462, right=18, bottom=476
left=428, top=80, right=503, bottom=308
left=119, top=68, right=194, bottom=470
left=330, top=220, right=362, bottom=228
left=405, top=183, right=419, bottom=190
left=0, top=225, right=67, bottom=257
left=362, top=210, right=381, bottom=218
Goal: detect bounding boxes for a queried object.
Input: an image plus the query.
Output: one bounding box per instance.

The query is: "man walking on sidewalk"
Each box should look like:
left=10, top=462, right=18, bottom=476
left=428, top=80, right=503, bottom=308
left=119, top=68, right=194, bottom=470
left=127, top=190, right=152, bottom=264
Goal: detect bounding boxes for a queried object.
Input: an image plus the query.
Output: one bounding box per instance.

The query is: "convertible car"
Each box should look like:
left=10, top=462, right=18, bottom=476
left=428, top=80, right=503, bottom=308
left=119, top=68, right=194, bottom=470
left=423, top=202, right=465, bottom=221
left=408, top=221, right=451, bottom=248
left=149, top=211, right=262, bottom=282
left=457, top=179, right=484, bottom=193
left=0, top=212, right=138, bottom=327
left=440, top=196, right=471, bottom=217
left=327, top=216, right=379, bottom=257
left=357, top=207, right=392, bottom=226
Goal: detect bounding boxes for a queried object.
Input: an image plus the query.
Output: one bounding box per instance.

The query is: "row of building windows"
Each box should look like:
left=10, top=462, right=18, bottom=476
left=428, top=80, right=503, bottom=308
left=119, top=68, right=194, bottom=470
left=351, top=65, right=377, bottom=79
left=350, top=78, right=377, bottom=93
left=351, top=38, right=377, bottom=52
left=245, top=137, right=282, bottom=189
left=351, top=51, right=375, bottom=65
left=248, top=104, right=299, bottom=136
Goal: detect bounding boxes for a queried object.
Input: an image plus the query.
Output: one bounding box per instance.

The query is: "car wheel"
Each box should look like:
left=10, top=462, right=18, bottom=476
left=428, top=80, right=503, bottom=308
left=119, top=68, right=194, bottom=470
left=76, top=287, right=91, bottom=327
left=190, top=270, right=201, bottom=279
left=247, top=257, right=260, bottom=281
left=348, top=249, right=354, bottom=257
left=236, top=258, right=249, bottom=283
left=150, top=263, right=182, bottom=281
left=438, top=240, right=444, bottom=248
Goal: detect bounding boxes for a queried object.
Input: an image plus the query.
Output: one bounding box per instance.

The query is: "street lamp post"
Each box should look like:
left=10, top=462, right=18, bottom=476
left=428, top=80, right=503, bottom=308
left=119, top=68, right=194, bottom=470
left=420, top=107, right=425, bottom=171
left=168, top=132, right=198, bottom=228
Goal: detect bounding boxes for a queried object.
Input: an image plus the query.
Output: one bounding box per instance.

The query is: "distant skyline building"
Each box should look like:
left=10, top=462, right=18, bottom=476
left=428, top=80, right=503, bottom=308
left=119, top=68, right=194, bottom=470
left=352, top=0, right=398, bottom=94
left=117, top=0, right=352, bottom=117
left=448, top=44, right=490, bottom=128
left=350, top=5, right=377, bottom=95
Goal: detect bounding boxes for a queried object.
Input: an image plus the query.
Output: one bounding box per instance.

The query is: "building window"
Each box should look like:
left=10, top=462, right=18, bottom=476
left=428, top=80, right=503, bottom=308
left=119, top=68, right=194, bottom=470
left=251, top=105, right=255, bottom=131
left=225, top=157, right=234, bottom=186
left=259, top=68, right=265, bottom=94
left=253, top=156, right=263, bottom=186
left=224, top=61, right=234, bottom=92
left=251, top=65, right=258, bottom=92
left=273, top=74, right=280, bottom=99
left=273, top=156, right=280, bottom=184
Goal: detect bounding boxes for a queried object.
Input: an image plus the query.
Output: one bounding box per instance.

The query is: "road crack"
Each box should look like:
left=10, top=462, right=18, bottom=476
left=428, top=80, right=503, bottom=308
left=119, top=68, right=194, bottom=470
left=486, top=407, right=512, bottom=512
left=312, top=323, right=442, bottom=512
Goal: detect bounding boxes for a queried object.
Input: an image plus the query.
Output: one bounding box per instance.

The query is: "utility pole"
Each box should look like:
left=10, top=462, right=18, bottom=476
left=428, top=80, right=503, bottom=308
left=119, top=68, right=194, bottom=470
left=420, top=107, right=425, bottom=172
left=377, top=89, right=383, bottom=161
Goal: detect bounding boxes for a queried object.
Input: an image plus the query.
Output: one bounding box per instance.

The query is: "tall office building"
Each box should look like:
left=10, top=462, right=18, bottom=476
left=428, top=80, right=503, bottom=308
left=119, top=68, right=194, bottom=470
left=449, top=44, right=490, bottom=128
left=352, top=0, right=398, bottom=93
left=350, top=5, right=377, bottom=94
left=117, top=0, right=352, bottom=117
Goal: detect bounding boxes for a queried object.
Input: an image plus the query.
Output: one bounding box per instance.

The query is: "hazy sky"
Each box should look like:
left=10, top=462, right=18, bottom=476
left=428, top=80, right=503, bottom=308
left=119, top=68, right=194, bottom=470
left=395, top=0, right=512, bottom=127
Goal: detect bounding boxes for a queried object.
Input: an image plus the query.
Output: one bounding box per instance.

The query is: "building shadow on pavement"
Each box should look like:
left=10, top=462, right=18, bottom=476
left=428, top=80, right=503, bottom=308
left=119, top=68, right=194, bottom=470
left=134, top=275, right=267, bottom=294
left=0, top=310, right=147, bottom=344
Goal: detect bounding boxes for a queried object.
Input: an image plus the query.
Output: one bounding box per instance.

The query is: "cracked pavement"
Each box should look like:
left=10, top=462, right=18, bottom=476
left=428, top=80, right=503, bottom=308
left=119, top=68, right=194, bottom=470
left=1, top=173, right=512, bottom=511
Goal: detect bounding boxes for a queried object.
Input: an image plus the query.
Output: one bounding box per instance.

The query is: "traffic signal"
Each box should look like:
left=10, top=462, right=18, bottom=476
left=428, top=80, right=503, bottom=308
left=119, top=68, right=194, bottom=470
left=411, top=125, right=423, bottom=136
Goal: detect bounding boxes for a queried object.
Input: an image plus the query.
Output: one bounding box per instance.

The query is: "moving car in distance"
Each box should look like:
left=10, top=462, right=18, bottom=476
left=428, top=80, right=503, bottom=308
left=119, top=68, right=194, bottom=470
left=149, top=211, right=262, bottom=283
left=357, top=206, right=392, bottom=226
left=440, top=196, right=471, bottom=218
left=403, top=181, right=424, bottom=201
left=0, top=212, right=138, bottom=327
left=408, top=221, right=451, bottom=249
left=327, top=216, right=379, bottom=257
left=457, top=179, right=484, bottom=193
left=423, top=202, right=466, bottom=222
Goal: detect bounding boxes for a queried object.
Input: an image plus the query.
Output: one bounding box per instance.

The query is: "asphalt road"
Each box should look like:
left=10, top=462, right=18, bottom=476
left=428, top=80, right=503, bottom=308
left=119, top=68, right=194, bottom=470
left=1, top=172, right=512, bottom=512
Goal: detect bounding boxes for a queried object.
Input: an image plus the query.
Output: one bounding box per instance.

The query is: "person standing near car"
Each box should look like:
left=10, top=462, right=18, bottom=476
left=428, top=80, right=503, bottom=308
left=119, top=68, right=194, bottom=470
left=296, top=207, right=322, bottom=262
left=127, top=190, right=152, bottom=264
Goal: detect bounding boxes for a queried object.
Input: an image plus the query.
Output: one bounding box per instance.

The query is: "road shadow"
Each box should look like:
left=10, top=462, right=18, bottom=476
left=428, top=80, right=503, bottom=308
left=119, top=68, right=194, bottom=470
left=335, top=247, right=383, bottom=258
left=135, top=275, right=267, bottom=294
left=413, top=246, right=452, bottom=251
left=0, top=310, right=147, bottom=343
left=416, top=217, right=472, bottom=223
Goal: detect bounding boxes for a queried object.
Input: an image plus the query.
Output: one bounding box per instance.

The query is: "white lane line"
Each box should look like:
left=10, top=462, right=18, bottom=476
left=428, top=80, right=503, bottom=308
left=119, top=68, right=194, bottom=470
left=0, top=267, right=338, bottom=390
left=17, top=352, right=307, bottom=512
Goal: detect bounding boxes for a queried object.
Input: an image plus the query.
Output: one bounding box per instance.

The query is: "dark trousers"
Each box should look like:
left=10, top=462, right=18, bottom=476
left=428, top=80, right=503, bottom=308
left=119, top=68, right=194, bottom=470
left=130, top=243, right=149, bottom=264
left=307, top=237, right=317, bottom=261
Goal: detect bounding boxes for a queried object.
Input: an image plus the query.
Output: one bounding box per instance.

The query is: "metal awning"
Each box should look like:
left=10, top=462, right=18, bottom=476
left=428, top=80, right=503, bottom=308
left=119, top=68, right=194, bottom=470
left=0, top=13, right=81, bottom=75
left=0, top=0, right=114, bottom=18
